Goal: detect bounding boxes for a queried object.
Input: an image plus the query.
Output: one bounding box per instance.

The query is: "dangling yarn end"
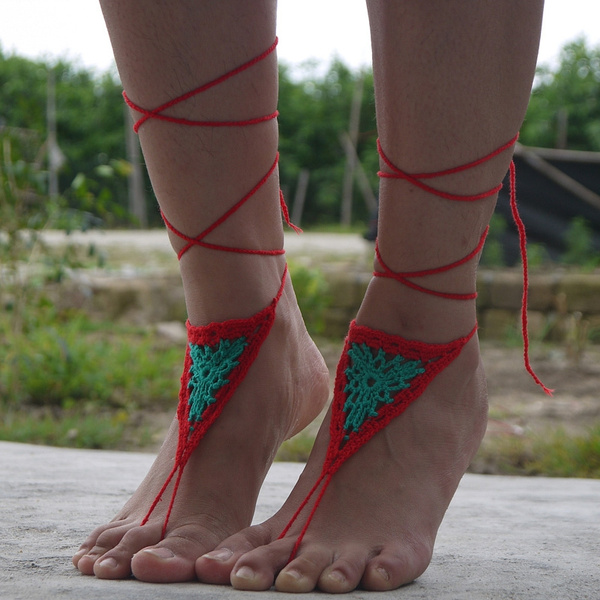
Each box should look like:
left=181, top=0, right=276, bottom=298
left=509, top=161, right=553, bottom=397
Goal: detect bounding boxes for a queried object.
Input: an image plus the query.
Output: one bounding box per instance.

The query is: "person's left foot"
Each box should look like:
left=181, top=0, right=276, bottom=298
left=195, top=279, right=488, bottom=592
left=72, top=279, right=330, bottom=582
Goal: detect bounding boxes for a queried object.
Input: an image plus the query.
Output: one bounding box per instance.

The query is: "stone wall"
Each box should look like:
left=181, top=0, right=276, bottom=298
left=476, top=270, right=600, bottom=343
left=319, top=266, right=600, bottom=342
left=56, top=267, right=600, bottom=343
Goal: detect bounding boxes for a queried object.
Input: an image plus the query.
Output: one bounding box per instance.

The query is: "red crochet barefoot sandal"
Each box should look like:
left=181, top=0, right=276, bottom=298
left=279, top=135, right=553, bottom=561
left=123, top=39, right=300, bottom=537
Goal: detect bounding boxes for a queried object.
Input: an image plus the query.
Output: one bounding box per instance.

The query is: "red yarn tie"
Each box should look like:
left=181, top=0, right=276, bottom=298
left=376, top=135, right=552, bottom=396
left=124, top=39, right=301, bottom=537
left=123, top=39, right=280, bottom=133
left=278, top=134, right=552, bottom=563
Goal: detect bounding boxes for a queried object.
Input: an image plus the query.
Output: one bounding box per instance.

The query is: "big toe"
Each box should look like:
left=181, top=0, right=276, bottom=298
left=195, top=523, right=275, bottom=585
left=131, top=545, right=195, bottom=582
left=132, top=526, right=223, bottom=583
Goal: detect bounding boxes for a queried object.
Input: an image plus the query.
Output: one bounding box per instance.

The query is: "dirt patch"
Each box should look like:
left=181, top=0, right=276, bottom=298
left=482, top=342, right=600, bottom=437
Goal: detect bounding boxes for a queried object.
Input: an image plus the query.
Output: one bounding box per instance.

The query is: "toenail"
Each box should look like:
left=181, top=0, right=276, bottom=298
left=142, top=547, right=175, bottom=560
left=202, top=548, right=233, bottom=562
left=234, top=566, right=256, bottom=581
left=97, top=557, right=118, bottom=569
left=283, top=568, right=303, bottom=581
left=327, top=569, right=346, bottom=583
left=376, top=566, right=390, bottom=581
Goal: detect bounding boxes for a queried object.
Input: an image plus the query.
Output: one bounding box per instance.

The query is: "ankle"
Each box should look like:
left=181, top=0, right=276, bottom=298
left=180, top=253, right=288, bottom=326
left=356, top=277, right=477, bottom=344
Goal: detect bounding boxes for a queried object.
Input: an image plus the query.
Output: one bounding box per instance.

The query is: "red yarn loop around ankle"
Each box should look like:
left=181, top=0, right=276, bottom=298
left=122, top=37, right=300, bottom=260
left=161, top=152, right=299, bottom=260
left=124, top=38, right=279, bottom=133
left=375, top=135, right=552, bottom=396
left=374, top=226, right=489, bottom=300
left=376, top=134, right=518, bottom=202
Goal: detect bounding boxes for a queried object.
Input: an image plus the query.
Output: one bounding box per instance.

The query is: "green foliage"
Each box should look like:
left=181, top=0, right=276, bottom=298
left=288, top=260, right=331, bottom=334
left=521, top=38, right=600, bottom=151
left=526, top=242, right=551, bottom=269
left=4, top=36, right=599, bottom=230
left=562, top=216, right=600, bottom=268
left=0, top=49, right=140, bottom=226
left=0, top=129, right=117, bottom=337
left=0, top=47, right=380, bottom=228
left=276, top=431, right=316, bottom=462
left=0, top=408, right=151, bottom=450
left=480, top=214, right=508, bottom=267
left=278, top=62, right=378, bottom=226
left=476, top=426, right=600, bottom=478
left=0, top=311, right=181, bottom=409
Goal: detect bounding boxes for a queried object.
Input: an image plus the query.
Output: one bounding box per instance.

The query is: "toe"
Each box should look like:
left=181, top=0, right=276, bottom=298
left=317, top=547, right=369, bottom=594
left=195, top=546, right=236, bottom=584
left=196, top=523, right=273, bottom=585
left=93, top=554, right=133, bottom=580
left=91, top=523, right=163, bottom=580
left=73, top=520, right=128, bottom=570
left=231, top=537, right=296, bottom=591
left=131, top=545, right=192, bottom=582
left=71, top=548, right=87, bottom=568
left=362, top=541, right=432, bottom=591
left=132, top=542, right=195, bottom=582
left=275, top=545, right=334, bottom=593
left=132, top=522, right=231, bottom=582
left=75, top=547, right=111, bottom=576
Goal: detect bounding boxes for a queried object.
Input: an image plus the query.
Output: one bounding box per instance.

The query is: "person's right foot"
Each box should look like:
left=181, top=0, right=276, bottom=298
left=72, top=275, right=330, bottom=582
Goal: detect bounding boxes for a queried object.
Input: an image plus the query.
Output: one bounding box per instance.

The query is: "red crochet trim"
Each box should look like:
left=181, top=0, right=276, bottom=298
left=375, top=136, right=552, bottom=396
left=123, top=39, right=300, bottom=536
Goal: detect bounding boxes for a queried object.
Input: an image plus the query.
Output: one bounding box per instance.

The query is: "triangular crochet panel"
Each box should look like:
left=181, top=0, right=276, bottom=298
left=175, top=298, right=278, bottom=462
left=141, top=275, right=287, bottom=534
left=325, top=321, right=476, bottom=474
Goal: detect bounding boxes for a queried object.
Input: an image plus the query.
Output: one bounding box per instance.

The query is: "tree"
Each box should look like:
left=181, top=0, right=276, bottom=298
left=0, top=48, right=141, bottom=226
left=521, top=38, right=600, bottom=151
left=277, top=60, right=378, bottom=226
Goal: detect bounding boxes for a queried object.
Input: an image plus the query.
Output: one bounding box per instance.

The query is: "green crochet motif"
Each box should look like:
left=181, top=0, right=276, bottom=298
left=342, top=342, right=426, bottom=435
left=187, top=336, right=248, bottom=424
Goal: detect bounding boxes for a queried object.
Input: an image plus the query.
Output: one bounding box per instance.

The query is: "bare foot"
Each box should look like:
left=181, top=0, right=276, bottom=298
left=195, top=278, right=488, bottom=592
left=72, top=279, right=330, bottom=582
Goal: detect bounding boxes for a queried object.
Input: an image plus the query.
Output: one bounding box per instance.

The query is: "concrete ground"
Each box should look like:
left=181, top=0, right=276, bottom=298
left=0, top=441, right=598, bottom=600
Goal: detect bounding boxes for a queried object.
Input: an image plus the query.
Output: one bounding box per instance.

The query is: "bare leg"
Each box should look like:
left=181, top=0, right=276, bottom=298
left=196, top=0, right=544, bottom=592
left=72, top=0, right=329, bottom=582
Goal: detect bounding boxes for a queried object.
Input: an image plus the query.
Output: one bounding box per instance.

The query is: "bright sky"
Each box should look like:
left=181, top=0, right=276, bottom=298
left=0, top=0, right=599, bottom=77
